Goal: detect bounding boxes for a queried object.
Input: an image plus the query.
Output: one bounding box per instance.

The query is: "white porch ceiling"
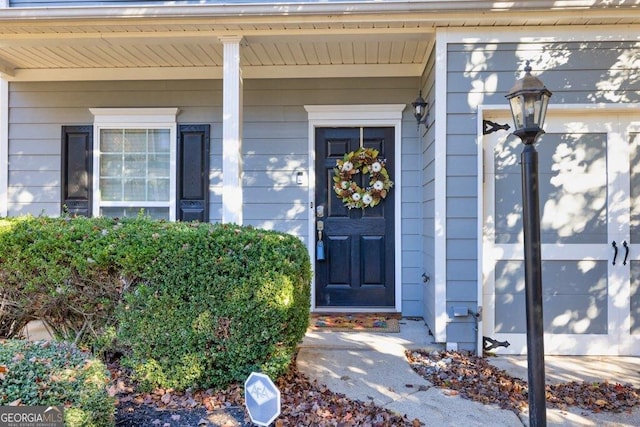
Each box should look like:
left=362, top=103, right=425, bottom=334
left=0, top=1, right=639, bottom=81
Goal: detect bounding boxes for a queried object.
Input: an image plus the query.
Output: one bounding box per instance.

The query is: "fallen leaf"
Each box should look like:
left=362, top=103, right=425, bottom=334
left=160, top=393, right=172, bottom=405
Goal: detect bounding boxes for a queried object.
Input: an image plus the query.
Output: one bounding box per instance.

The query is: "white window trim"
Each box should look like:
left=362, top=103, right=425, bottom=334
left=90, top=108, right=179, bottom=220
left=304, top=104, right=405, bottom=313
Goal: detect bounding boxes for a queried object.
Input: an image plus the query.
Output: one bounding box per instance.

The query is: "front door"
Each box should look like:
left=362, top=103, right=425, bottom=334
left=314, top=127, right=395, bottom=308
left=483, top=109, right=640, bottom=355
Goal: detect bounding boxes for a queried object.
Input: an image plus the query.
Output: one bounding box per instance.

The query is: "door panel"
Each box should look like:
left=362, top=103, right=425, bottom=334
left=315, top=127, right=395, bottom=308
left=483, top=112, right=640, bottom=355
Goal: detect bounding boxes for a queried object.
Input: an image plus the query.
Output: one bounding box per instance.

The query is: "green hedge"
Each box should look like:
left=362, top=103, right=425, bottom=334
left=116, top=222, right=312, bottom=390
left=0, top=216, right=136, bottom=342
left=0, top=340, right=115, bottom=426
left=0, top=216, right=311, bottom=391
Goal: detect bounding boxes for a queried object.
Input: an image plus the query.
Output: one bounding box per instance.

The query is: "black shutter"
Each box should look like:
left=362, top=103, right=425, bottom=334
left=61, top=126, right=93, bottom=217
left=177, top=124, right=210, bottom=222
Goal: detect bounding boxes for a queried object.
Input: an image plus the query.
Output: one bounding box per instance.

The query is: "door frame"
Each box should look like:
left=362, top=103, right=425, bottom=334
left=478, top=102, right=640, bottom=356
left=304, top=104, right=405, bottom=313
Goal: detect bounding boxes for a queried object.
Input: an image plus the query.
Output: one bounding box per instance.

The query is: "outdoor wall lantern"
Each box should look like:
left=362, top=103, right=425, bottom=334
left=506, top=60, right=552, bottom=427
left=411, top=91, right=428, bottom=126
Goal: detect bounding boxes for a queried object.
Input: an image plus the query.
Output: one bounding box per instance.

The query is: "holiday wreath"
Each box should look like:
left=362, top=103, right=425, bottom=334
left=333, top=147, right=393, bottom=209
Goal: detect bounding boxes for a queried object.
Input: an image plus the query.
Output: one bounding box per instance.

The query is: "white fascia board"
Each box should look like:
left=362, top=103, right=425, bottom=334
left=0, top=1, right=628, bottom=21
left=6, top=63, right=423, bottom=82
left=439, top=24, right=640, bottom=44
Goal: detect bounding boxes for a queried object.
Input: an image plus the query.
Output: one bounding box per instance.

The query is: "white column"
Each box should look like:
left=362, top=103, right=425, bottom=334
left=0, top=1, right=8, bottom=8
left=220, top=36, right=243, bottom=224
left=0, top=77, right=7, bottom=217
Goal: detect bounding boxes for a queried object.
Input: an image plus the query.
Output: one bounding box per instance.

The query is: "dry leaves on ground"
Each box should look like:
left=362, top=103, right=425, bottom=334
left=406, top=350, right=640, bottom=415
left=110, top=359, right=420, bottom=427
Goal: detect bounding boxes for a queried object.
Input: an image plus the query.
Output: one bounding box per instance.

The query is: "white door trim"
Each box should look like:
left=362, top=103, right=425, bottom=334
left=304, top=104, right=405, bottom=312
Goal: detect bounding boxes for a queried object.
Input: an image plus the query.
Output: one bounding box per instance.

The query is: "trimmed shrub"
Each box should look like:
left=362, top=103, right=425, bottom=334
left=0, top=216, right=311, bottom=391
left=117, top=224, right=311, bottom=391
left=0, top=216, right=157, bottom=343
left=0, top=339, right=115, bottom=426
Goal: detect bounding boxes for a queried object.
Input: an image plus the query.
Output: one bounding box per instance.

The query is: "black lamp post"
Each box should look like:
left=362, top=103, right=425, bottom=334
left=505, top=61, right=552, bottom=427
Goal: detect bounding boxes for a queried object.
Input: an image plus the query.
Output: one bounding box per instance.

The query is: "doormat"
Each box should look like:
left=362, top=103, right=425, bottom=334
left=310, top=314, right=400, bottom=333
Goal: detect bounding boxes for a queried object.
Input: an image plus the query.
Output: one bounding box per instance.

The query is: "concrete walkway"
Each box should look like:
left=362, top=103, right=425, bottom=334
left=297, top=318, right=640, bottom=427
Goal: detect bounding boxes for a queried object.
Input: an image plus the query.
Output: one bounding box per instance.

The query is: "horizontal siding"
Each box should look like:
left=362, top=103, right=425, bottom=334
left=446, top=39, right=640, bottom=350
left=8, top=76, right=422, bottom=316
left=8, top=79, right=223, bottom=219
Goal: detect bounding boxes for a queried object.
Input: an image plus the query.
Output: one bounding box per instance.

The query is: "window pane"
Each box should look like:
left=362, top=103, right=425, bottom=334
left=124, top=130, right=147, bottom=152
left=100, top=179, right=122, bottom=201
left=149, top=129, right=170, bottom=153
left=100, top=154, right=122, bottom=177
left=99, top=124, right=175, bottom=219
left=148, top=154, right=169, bottom=178
left=99, top=126, right=172, bottom=209
left=101, top=206, right=169, bottom=220
left=123, top=179, right=146, bottom=201
left=148, top=178, right=169, bottom=201
left=123, top=154, right=147, bottom=177
left=101, top=130, right=124, bottom=152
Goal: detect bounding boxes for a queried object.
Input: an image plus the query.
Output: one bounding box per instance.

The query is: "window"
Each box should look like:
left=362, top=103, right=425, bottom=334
left=90, top=108, right=178, bottom=220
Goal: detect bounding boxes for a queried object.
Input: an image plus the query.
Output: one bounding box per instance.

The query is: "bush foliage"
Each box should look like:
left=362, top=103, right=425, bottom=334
left=0, top=216, right=311, bottom=391
left=0, top=339, right=115, bottom=426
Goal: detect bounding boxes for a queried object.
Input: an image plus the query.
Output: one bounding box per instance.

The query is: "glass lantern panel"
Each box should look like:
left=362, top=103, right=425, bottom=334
left=523, top=95, right=537, bottom=128
left=509, top=96, right=524, bottom=130
left=538, top=94, right=550, bottom=128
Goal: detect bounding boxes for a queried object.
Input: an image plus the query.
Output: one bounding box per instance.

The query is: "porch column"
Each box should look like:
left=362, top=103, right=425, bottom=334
left=220, top=36, right=243, bottom=224
left=0, top=77, right=7, bottom=217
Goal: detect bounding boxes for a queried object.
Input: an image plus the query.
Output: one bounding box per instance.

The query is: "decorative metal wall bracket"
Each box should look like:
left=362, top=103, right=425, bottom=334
left=483, top=120, right=511, bottom=135
left=483, top=336, right=511, bottom=351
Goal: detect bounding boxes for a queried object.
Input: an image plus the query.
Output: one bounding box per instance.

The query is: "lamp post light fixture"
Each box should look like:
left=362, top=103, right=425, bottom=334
left=412, top=91, right=428, bottom=127
left=505, top=60, right=552, bottom=427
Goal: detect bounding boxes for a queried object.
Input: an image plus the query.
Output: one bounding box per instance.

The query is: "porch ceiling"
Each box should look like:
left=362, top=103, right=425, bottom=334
left=0, top=2, right=639, bottom=81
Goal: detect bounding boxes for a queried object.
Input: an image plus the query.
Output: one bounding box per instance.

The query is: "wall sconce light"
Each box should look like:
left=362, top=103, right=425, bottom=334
left=411, top=91, right=428, bottom=126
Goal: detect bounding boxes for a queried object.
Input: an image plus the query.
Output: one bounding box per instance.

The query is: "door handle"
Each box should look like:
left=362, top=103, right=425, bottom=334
left=612, top=241, right=618, bottom=265
left=623, top=241, right=629, bottom=266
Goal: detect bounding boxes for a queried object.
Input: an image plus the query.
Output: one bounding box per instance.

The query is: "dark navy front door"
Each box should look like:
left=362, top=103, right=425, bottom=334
left=314, top=127, right=395, bottom=308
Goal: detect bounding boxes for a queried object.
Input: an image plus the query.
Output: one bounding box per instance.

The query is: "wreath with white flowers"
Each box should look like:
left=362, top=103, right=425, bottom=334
left=333, top=147, right=394, bottom=209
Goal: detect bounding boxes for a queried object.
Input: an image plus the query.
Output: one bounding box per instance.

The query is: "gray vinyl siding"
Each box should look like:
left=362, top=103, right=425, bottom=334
left=446, top=40, right=640, bottom=350
left=7, top=76, right=423, bottom=316
left=7, top=79, right=223, bottom=220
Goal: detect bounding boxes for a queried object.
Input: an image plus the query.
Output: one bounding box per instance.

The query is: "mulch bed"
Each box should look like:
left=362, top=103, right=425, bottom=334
left=110, top=357, right=419, bottom=427
left=110, top=350, right=640, bottom=426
